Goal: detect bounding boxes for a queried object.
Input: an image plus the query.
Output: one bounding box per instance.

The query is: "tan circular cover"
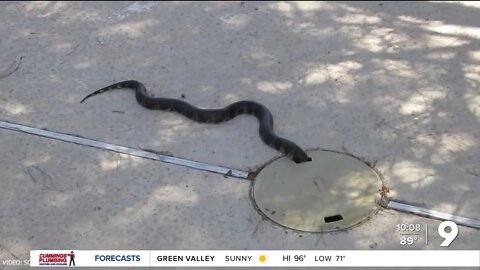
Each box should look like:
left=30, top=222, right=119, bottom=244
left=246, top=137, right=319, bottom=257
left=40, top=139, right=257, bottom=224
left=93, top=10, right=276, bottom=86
left=252, top=150, right=382, bottom=232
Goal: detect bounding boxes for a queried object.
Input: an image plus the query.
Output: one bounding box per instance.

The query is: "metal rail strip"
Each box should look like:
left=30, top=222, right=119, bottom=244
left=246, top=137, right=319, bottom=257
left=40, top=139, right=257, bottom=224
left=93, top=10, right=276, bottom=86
left=0, top=120, right=250, bottom=179
left=387, top=200, right=480, bottom=229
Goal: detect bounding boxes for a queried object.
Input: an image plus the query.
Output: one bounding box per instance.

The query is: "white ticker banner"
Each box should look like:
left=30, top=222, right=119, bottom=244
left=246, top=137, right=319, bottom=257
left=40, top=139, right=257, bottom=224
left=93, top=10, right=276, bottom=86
left=29, top=250, right=480, bottom=267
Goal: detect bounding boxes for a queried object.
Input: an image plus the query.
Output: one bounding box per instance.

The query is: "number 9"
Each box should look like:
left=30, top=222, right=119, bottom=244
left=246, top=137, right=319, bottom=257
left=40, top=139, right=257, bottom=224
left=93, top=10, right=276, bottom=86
left=438, top=221, right=458, bottom=247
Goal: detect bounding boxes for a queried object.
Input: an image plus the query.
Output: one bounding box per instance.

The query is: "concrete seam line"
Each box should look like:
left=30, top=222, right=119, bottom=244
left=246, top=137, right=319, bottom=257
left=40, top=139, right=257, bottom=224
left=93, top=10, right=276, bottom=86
left=0, top=119, right=250, bottom=180
left=387, top=200, right=480, bottom=229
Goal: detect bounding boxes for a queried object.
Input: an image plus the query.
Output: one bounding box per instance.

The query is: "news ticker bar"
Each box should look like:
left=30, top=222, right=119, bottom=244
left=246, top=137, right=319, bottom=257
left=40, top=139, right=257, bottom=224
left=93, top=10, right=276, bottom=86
left=30, top=250, right=480, bottom=267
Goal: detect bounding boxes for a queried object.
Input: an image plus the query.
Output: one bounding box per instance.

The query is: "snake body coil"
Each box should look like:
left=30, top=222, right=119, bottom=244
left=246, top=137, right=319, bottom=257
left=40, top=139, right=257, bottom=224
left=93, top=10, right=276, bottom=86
left=80, top=80, right=311, bottom=163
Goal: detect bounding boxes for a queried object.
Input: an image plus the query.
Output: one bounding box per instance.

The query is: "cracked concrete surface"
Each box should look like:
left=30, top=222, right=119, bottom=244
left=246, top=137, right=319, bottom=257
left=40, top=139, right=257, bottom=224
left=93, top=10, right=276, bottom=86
left=0, top=1, right=479, bottom=269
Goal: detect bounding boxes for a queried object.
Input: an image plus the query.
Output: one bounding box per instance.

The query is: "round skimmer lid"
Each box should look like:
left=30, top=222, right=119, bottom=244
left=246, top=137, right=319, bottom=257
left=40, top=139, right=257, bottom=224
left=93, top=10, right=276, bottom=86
left=251, top=150, right=382, bottom=232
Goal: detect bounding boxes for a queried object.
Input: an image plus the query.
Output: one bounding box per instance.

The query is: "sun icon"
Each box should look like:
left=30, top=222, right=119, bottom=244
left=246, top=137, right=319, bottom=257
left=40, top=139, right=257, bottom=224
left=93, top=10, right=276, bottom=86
left=258, top=254, right=268, bottom=263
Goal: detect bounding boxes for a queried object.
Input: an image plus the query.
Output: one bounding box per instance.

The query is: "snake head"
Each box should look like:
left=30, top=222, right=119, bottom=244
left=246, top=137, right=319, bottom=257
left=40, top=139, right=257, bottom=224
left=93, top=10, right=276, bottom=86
left=291, top=148, right=312, bottom=164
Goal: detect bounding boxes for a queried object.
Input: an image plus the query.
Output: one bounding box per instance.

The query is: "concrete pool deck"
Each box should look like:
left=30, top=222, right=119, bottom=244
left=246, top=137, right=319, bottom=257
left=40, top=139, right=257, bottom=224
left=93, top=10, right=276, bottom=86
left=0, top=1, right=479, bottom=269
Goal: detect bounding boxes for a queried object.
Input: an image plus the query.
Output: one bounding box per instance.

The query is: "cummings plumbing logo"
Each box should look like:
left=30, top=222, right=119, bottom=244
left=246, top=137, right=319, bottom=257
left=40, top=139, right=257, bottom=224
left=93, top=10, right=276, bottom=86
left=38, top=251, right=75, bottom=266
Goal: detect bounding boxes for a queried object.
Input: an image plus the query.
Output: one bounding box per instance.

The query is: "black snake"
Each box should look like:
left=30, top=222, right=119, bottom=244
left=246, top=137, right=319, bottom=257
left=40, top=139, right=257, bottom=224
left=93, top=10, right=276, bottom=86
left=80, top=80, right=311, bottom=163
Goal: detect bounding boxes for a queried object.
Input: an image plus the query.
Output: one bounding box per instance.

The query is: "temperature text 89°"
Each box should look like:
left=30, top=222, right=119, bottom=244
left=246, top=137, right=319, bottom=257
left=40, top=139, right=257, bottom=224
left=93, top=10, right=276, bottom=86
left=400, top=236, right=418, bottom=245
